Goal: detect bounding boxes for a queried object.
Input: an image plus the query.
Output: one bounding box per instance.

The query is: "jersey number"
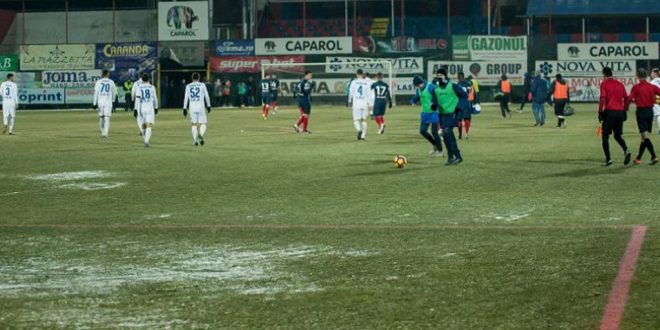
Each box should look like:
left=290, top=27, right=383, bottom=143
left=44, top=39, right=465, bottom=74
left=375, top=86, right=386, bottom=97
left=357, top=86, right=363, bottom=97
left=4, top=87, right=10, bottom=97
left=100, top=83, right=111, bottom=95
left=190, top=87, right=200, bottom=100
left=141, top=89, right=151, bottom=102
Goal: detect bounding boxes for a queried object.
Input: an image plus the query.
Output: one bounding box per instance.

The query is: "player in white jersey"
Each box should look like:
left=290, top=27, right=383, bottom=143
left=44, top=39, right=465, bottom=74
left=93, top=70, right=116, bottom=139
left=131, top=74, right=145, bottom=136
left=651, top=68, right=660, bottom=134
left=348, top=69, right=374, bottom=141
left=183, top=72, right=211, bottom=146
left=1, top=73, right=18, bottom=135
left=365, top=73, right=375, bottom=117
left=135, top=74, right=158, bottom=148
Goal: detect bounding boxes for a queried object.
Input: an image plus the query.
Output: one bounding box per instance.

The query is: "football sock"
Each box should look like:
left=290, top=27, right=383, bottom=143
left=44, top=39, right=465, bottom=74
left=465, top=119, right=471, bottom=134
left=361, top=121, right=367, bottom=138
left=353, top=120, right=361, bottom=132
left=296, top=116, right=305, bottom=127
left=637, top=142, right=646, bottom=159
left=200, top=124, right=207, bottom=137
left=9, top=117, right=14, bottom=132
left=104, top=119, right=110, bottom=136
left=137, top=119, right=144, bottom=134
left=380, top=117, right=385, bottom=125
left=144, top=127, right=152, bottom=144
left=656, top=116, right=660, bottom=130
left=99, top=117, right=104, bottom=133
left=191, top=126, right=198, bottom=142
left=614, top=134, right=628, bottom=151
left=602, top=136, right=611, bottom=161
left=646, top=139, right=656, bottom=158
left=302, top=117, right=309, bottom=131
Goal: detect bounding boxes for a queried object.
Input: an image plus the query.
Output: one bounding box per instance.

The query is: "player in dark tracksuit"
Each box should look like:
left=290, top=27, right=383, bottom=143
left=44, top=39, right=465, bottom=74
left=260, top=74, right=272, bottom=120
left=455, top=72, right=473, bottom=140
left=370, top=72, right=392, bottom=135
left=293, top=71, right=313, bottom=134
left=269, top=75, right=280, bottom=113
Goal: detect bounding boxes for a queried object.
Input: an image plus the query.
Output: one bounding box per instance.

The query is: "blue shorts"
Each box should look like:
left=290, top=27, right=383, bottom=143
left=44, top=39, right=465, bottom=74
left=271, top=93, right=278, bottom=102
left=455, top=108, right=472, bottom=120
left=373, top=102, right=387, bottom=116
left=420, top=112, right=440, bottom=124
left=298, top=100, right=311, bottom=114
left=262, top=93, right=272, bottom=105
left=440, top=113, right=457, bottom=128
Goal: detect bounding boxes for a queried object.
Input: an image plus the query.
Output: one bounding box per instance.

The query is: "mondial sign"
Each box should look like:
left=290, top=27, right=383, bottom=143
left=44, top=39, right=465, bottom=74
left=255, top=37, right=353, bottom=55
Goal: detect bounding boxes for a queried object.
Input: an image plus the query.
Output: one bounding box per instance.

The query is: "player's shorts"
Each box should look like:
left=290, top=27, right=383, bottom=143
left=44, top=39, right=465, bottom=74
left=602, top=110, right=625, bottom=136
left=653, top=104, right=660, bottom=117
left=2, top=101, right=16, bottom=118
left=352, top=104, right=369, bottom=121
left=440, top=113, right=457, bottom=128
left=298, top=100, right=311, bottom=114
left=190, top=111, right=207, bottom=125
left=636, top=108, right=654, bottom=133
left=98, top=104, right=113, bottom=117
left=372, top=102, right=387, bottom=117
left=455, top=107, right=472, bottom=120
left=420, top=111, right=439, bottom=124
left=139, top=110, right=155, bottom=125
left=262, top=93, right=272, bottom=105
left=271, top=93, right=278, bottom=102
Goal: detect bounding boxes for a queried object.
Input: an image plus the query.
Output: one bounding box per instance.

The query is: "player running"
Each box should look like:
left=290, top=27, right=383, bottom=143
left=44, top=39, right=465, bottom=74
left=93, top=70, right=116, bottom=140
left=1, top=74, right=18, bottom=135
left=455, top=72, right=473, bottom=140
left=293, top=71, right=313, bottom=134
left=371, top=72, right=392, bottom=135
left=135, top=74, right=158, bottom=148
left=183, top=72, right=211, bottom=146
left=270, top=74, right=280, bottom=114
left=131, top=73, right=146, bottom=136
left=435, top=68, right=465, bottom=165
left=627, top=68, right=660, bottom=165
left=260, top=74, right=273, bottom=120
left=411, top=75, right=443, bottom=157
left=348, top=69, right=373, bottom=141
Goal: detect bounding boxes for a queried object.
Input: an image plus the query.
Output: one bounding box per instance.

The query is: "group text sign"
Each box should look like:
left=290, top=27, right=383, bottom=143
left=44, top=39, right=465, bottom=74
left=214, top=40, right=256, bottom=56
left=565, top=77, right=636, bottom=102
left=324, top=56, right=424, bottom=75
left=42, top=70, right=102, bottom=88
left=158, top=1, right=209, bottom=41
left=427, top=61, right=526, bottom=86
left=18, top=88, right=65, bottom=105
left=20, top=44, right=96, bottom=71
left=209, top=56, right=305, bottom=73
left=535, top=60, right=636, bottom=77
left=255, top=37, right=352, bottom=55
left=453, top=36, right=527, bottom=61
left=558, top=42, right=658, bottom=60
left=96, top=43, right=157, bottom=82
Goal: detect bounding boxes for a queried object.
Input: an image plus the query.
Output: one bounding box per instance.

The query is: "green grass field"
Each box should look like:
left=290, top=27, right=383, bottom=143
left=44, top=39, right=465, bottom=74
left=0, top=103, right=658, bottom=329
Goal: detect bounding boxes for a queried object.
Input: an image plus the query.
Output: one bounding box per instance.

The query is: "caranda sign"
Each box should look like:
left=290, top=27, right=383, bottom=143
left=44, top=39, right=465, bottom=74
left=255, top=37, right=352, bottom=55
left=209, top=56, right=305, bottom=73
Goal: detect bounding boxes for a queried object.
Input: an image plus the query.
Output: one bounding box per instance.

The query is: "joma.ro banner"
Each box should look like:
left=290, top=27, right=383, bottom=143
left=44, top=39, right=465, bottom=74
left=20, top=45, right=96, bottom=71
left=427, top=60, right=526, bottom=86
left=453, top=36, right=527, bottom=61
left=42, top=70, right=102, bottom=88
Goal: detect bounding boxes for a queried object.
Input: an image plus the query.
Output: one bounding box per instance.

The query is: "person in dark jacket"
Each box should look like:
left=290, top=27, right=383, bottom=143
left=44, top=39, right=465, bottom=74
left=548, top=74, right=570, bottom=128
left=530, top=71, right=549, bottom=126
left=518, top=72, right=532, bottom=112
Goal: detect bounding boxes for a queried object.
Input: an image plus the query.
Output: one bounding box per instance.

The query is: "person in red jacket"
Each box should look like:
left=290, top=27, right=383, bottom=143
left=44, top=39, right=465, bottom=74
left=626, top=68, right=660, bottom=165
left=598, top=67, right=631, bottom=167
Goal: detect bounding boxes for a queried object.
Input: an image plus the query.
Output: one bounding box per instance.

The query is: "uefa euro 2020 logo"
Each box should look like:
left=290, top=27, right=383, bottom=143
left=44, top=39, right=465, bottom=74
left=167, top=6, right=199, bottom=36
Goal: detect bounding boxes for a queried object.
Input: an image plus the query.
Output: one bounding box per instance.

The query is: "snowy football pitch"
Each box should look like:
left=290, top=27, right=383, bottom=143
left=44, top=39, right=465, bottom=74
left=0, top=104, right=658, bottom=329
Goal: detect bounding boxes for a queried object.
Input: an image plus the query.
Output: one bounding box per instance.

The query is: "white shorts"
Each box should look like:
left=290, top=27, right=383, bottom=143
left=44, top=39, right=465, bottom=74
left=98, top=104, right=113, bottom=117
left=190, top=111, right=207, bottom=124
left=352, top=104, right=369, bottom=121
left=139, top=111, right=155, bottom=125
left=653, top=104, right=660, bottom=117
left=2, top=102, right=16, bottom=119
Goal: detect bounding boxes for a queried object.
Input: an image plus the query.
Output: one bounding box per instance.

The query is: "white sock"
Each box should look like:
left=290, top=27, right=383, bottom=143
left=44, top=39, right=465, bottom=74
left=3, top=115, right=7, bottom=127
left=200, top=124, right=207, bottom=137
left=353, top=120, right=361, bottom=132
left=191, top=126, right=198, bottom=142
left=99, top=117, right=104, bottom=134
left=656, top=116, right=660, bottom=130
left=104, top=118, right=110, bottom=136
left=137, top=118, right=144, bottom=134
left=144, top=127, right=152, bottom=144
left=361, top=121, right=367, bottom=138
left=9, top=116, right=14, bottom=132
